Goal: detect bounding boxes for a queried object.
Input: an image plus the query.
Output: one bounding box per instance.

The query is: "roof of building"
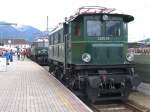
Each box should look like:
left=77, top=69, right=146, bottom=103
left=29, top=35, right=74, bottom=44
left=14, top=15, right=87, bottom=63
left=0, top=38, right=30, bottom=45
left=33, top=36, right=48, bottom=42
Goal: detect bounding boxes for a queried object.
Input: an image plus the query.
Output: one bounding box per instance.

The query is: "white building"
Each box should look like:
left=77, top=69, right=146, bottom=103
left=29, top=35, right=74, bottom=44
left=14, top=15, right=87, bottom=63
left=0, top=38, right=31, bottom=51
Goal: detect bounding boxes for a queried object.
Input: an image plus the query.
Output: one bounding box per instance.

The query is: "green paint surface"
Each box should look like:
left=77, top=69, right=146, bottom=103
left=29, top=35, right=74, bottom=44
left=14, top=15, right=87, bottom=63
left=134, top=55, right=150, bottom=83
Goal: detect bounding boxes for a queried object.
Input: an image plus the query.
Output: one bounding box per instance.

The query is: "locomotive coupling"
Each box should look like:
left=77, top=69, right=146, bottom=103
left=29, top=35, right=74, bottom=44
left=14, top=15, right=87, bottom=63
left=87, top=75, right=127, bottom=90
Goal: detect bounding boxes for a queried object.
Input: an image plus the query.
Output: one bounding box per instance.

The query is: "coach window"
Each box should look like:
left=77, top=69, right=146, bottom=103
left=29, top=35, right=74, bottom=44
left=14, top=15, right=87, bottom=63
left=87, top=20, right=102, bottom=36
left=58, top=32, right=61, bottom=43
left=54, top=34, right=56, bottom=44
left=49, top=36, right=51, bottom=45
left=60, top=31, right=64, bottom=42
left=54, top=34, right=58, bottom=44
left=51, top=36, right=54, bottom=45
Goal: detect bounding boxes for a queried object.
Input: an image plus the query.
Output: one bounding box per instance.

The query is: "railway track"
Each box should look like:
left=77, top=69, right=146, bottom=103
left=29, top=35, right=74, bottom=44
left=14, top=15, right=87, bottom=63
left=90, top=101, right=150, bottom=112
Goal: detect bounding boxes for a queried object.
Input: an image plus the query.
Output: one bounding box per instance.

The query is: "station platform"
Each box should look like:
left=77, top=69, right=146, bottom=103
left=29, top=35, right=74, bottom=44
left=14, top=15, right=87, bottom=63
left=0, top=57, right=93, bottom=112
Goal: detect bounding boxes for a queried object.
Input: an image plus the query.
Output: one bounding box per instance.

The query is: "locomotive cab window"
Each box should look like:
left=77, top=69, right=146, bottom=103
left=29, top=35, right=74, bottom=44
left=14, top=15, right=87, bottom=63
left=106, top=21, right=121, bottom=37
left=87, top=20, right=102, bottom=36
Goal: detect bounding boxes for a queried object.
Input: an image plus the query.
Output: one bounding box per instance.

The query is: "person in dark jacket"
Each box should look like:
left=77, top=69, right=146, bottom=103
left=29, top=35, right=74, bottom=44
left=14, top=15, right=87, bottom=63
left=17, top=52, right=20, bottom=60
left=9, top=49, right=13, bottom=62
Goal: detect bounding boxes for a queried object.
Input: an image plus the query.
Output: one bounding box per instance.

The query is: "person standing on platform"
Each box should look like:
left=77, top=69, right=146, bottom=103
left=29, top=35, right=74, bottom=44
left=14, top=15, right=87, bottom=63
left=3, top=50, right=10, bottom=65
left=17, top=52, right=20, bottom=60
left=22, top=49, right=26, bottom=60
left=9, top=49, right=13, bottom=62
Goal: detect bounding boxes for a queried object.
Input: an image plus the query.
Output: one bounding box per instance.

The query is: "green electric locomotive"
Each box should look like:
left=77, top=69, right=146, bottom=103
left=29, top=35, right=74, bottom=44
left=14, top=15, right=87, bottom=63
left=30, top=38, right=48, bottom=65
left=48, top=6, right=140, bottom=102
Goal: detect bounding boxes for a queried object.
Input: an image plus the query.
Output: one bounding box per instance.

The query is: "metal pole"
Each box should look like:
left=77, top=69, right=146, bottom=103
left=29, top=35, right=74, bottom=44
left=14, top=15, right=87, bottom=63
left=47, top=16, right=49, bottom=32
left=0, top=25, right=1, bottom=46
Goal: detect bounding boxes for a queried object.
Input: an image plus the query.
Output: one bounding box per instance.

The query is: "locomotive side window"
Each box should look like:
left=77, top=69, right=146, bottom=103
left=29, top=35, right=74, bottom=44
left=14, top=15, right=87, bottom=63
left=87, top=20, right=102, bottom=36
left=123, top=23, right=128, bottom=36
left=74, top=23, right=80, bottom=36
left=106, top=21, right=121, bottom=37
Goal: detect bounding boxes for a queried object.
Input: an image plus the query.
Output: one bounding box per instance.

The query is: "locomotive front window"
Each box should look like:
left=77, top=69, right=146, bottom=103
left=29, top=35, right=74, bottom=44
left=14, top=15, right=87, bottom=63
left=87, top=20, right=102, bottom=36
left=106, top=21, right=121, bottom=37
left=37, top=42, right=44, bottom=47
left=37, top=42, right=48, bottom=47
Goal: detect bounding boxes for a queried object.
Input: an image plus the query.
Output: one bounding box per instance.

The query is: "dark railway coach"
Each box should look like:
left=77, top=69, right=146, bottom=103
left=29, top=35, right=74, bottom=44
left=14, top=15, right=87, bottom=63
left=48, top=6, right=140, bottom=102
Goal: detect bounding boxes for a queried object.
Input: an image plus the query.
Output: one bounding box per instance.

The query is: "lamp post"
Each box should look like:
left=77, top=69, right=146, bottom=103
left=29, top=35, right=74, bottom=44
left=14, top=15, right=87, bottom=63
left=8, top=40, right=11, bottom=49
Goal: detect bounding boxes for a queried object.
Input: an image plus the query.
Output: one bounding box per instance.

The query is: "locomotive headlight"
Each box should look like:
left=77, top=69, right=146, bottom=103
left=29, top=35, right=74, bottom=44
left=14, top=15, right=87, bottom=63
left=38, top=51, right=41, bottom=54
left=126, top=53, right=134, bottom=62
left=82, top=53, right=91, bottom=63
left=102, top=15, right=108, bottom=21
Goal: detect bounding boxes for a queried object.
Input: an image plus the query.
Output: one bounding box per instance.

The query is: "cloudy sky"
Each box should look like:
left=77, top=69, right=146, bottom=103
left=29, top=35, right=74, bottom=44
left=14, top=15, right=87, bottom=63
left=0, top=0, right=150, bottom=42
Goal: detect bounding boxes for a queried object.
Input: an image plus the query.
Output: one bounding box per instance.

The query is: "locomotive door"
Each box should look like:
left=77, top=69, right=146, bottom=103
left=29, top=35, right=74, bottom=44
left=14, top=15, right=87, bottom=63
left=63, top=22, right=69, bottom=74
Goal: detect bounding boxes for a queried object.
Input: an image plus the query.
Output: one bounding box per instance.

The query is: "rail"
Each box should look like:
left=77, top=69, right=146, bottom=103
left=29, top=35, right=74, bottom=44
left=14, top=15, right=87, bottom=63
left=125, top=101, right=150, bottom=112
left=90, top=101, right=150, bottom=112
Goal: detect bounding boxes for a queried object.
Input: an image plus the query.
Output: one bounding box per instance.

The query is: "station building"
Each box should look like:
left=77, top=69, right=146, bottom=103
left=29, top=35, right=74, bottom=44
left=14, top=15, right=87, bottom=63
left=0, top=38, right=31, bottom=51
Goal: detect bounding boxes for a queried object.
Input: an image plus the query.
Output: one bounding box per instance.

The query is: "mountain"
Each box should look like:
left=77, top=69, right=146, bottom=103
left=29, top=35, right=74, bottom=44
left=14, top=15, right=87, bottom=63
left=0, top=21, right=46, bottom=42
left=15, top=25, right=45, bottom=41
left=0, top=22, right=21, bottom=37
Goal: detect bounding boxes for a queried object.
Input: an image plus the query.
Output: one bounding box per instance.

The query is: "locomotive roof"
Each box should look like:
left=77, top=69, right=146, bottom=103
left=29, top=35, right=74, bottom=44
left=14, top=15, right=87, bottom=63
left=66, top=6, right=134, bottom=22
left=49, top=6, right=134, bottom=34
left=69, top=13, right=134, bottom=23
